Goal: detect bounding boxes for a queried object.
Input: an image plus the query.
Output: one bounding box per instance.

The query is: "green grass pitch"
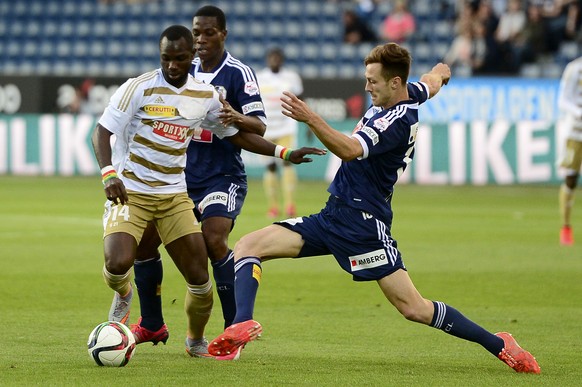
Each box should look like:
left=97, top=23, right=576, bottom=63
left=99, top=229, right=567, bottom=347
left=0, top=176, right=580, bottom=386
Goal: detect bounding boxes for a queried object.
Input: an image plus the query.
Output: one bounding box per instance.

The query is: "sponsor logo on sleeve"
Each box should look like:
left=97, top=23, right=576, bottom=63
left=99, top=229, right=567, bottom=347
left=349, top=249, right=388, bottom=271
left=373, top=117, right=389, bottom=131
left=191, top=127, right=213, bottom=143
left=351, top=119, right=363, bottom=134
left=244, top=81, right=260, bottom=96
left=242, top=101, right=264, bottom=115
left=198, top=191, right=229, bottom=213
left=360, top=126, right=379, bottom=145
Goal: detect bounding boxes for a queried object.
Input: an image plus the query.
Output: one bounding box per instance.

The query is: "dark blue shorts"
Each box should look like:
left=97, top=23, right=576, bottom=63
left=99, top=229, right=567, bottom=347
left=187, top=176, right=248, bottom=222
left=276, top=195, right=405, bottom=281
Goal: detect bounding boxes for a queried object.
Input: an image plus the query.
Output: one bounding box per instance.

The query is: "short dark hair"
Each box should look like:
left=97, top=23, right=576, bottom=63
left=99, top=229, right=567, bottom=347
left=267, top=47, right=285, bottom=59
left=195, top=5, right=227, bottom=30
left=364, top=43, right=411, bottom=84
left=159, top=25, right=194, bottom=48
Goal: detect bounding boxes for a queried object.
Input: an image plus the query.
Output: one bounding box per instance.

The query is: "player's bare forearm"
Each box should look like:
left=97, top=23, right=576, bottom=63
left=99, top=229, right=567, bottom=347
left=91, top=124, right=128, bottom=205
left=91, top=124, right=114, bottom=168
left=228, top=131, right=275, bottom=155
left=420, top=63, right=451, bottom=99
left=281, top=91, right=362, bottom=161
left=235, top=115, right=266, bottom=136
left=228, top=131, right=325, bottom=164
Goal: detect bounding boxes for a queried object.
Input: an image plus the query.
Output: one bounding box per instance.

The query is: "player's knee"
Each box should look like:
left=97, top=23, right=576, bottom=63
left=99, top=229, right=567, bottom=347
left=397, top=301, right=433, bottom=324
left=566, top=174, right=579, bottom=189
left=104, top=256, right=132, bottom=275
left=233, top=234, right=262, bottom=259
left=398, top=306, right=425, bottom=323
left=183, top=266, right=210, bottom=285
left=205, top=238, right=228, bottom=261
left=202, top=225, right=230, bottom=261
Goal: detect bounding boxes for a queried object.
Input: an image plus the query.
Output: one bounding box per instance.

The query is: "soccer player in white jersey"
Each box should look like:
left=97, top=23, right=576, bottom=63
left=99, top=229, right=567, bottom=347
left=557, top=56, right=582, bottom=245
left=91, top=25, right=323, bottom=358
left=131, top=6, right=268, bottom=343
left=256, top=47, right=304, bottom=218
left=207, top=43, right=541, bottom=374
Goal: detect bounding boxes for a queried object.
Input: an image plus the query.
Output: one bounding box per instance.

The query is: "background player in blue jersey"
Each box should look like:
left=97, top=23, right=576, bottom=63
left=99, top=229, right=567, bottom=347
left=207, top=43, right=541, bottom=374
left=130, top=5, right=267, bottom=349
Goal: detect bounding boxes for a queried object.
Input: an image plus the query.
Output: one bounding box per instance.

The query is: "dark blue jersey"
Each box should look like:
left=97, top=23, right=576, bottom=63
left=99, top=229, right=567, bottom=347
left=328, top=82, right=429, bottom=227
left=185, top=51, right=266, bottom=187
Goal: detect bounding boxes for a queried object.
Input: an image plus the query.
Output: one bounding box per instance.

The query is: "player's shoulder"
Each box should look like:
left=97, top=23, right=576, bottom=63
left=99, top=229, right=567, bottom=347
left=407, top=81, right=428, bottom=95
left=566, top=57, right=582, bottom=71
left=223, top=52, right=258, bottom=80
left=123, top=69, right=161, bottom=90
left=113, top=70, right=160, bottom=110
left=282, top=67, right=301, bottom=77
left=186, top=74, right=215, bottom=90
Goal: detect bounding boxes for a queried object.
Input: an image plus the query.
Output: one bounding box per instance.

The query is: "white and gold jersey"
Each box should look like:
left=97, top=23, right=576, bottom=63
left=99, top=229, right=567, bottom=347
left=256, top=67, right=303, bottom=140
left=98, top=69, right=237, bottom=194
left=558, top=56, right=582, bottom=142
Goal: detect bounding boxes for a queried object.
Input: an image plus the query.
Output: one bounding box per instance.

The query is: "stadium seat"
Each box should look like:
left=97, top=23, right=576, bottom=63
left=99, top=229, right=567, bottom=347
left=0, top=0, right=569, bottom=79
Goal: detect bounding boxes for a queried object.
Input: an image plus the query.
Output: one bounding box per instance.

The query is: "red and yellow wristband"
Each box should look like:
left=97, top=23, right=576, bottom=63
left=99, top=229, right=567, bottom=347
left=274, top=145, right=293, bottom=161
left=101, top=165, right=118, bottom=185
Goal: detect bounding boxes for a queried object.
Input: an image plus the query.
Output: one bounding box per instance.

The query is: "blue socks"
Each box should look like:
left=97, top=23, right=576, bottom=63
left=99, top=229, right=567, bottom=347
left=232, top=257, right=262, bottom=324
left=134, top=257, right=164, bottom=331
left=430, top=301, right=504, bottom=355
left=212, top=250, right=237, bottom=329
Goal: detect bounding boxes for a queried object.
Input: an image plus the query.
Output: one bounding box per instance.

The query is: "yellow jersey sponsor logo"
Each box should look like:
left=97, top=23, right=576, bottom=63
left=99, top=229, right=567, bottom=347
left=143, top=105, right=177, bottom=117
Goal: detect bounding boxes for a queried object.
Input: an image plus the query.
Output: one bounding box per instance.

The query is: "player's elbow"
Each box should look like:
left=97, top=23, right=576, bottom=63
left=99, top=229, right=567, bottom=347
left=335, top=140, right=363, bottom=161
left=252, top=120, right=266, bottom=137
left=337, top=150, right=360, bottom=162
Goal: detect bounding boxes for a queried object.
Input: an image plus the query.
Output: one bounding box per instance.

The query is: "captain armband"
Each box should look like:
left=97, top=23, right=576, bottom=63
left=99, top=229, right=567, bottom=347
left=101, top=165, right=118, bottom=185
left=274, top=144, right=293, bottom=161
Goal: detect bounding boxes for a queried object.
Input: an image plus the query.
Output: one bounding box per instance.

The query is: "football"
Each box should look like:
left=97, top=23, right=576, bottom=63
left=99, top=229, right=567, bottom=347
left=87, top=321, right=136, bottom=367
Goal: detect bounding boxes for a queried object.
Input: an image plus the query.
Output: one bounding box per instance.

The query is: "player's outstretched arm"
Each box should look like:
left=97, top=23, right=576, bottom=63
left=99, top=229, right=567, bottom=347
left=419, top=63, right=451, bottom=99
left=227, top=131, right=326, bottom=164
left=281, top=91, right=363, bottom=161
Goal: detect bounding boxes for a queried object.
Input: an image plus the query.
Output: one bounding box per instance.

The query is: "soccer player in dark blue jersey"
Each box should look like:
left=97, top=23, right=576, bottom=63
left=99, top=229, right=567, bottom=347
left=130, top=5, right=267, bottom=353
left=207, top=43, right=541, bottom=373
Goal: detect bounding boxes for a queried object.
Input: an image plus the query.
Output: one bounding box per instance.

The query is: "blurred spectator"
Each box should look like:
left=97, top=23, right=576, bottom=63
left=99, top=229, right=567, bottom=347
left=470, top=22, right=492, bottom=74
left=495, top=0, right=527, bottom=73
left=453, top=1, right=478, bottom=35
left=343, top=9, right=378, bottom=44
left=473, top=0, right=501, bottom=73
left=476, top=0, right=500, bottom=32
left=490, top=0, right=511, bottom=16
left=379, top=0, right=416, bottom=44
left=59, top=79, right=95, bottom=114
left=535, top=0, right=580, bottom=52
left=443, top=22, right=474, bottom=75
left=495, top=0, right=526, bottom=43
left=510, top=3, right=548, bottom=69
